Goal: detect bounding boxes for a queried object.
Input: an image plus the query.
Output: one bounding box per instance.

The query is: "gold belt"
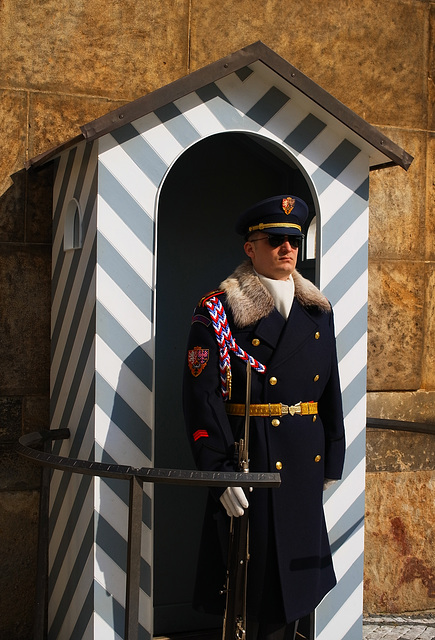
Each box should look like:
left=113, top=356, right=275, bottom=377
left=225, top=402, right=318, bottom=417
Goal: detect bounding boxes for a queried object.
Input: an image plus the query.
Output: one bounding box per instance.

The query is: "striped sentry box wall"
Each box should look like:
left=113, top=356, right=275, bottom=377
left=49, top=139, right=154, bottom=639
left=48, top=52, right=386, bottom=639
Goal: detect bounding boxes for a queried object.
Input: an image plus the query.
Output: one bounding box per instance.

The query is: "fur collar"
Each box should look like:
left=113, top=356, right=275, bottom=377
left=219, top=260, right=330, bottom=328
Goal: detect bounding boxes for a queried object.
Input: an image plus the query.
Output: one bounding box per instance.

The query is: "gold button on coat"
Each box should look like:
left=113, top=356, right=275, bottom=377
left=315, top=331, right=320, bottom=339
left=313, top=374, right=320, bottom=382
left=252, top=338, right=260, bottom=346
left=271, top=419, right=280, bottom=427
left=269, top=376, right=278, bottom=386
left=314, top=455, right=321, bottom=463
left=276, top=461, right=283, bottom=470
left=312, top=415, right=317, bottom=423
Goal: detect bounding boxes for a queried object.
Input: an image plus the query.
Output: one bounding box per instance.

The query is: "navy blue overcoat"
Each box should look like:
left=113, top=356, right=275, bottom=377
left=183, top=261, right=345, bottom=624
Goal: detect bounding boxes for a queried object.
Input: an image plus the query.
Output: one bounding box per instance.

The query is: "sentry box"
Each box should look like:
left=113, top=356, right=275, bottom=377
left=28, top=42, right=412, bottom=640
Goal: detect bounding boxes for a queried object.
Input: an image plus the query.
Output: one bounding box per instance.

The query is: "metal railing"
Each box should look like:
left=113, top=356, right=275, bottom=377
left=18, top=418, right=434, bottom=639
left=17, top=429, right=280, bottom=640
left=367, top=417, right=435, bottom=435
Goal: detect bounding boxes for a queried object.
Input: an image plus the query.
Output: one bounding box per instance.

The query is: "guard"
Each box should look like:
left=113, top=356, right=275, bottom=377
left=183, top=195, right=346, bottom=640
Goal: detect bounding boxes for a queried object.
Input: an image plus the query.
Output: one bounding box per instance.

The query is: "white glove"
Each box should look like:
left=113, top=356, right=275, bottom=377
left=220, top=486, right=249, bottom=517
left=323, top=479, right=337, bottom=491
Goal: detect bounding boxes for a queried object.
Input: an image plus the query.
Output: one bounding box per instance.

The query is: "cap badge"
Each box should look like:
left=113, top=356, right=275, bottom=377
left=282, top=197, right=295, bottom=215
left=188, top=346, right=209, bottom=377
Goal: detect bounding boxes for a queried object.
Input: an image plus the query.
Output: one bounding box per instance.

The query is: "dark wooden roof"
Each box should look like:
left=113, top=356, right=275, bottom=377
left=27, top=41, right=413, bottom=170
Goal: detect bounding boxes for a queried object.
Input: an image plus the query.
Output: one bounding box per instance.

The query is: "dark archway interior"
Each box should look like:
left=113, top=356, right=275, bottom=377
left=154, top=132, right=316, bottom=635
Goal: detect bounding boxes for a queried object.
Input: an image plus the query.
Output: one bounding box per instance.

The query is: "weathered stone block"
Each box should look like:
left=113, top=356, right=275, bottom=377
left=22, top=395, right=50, bottom=435
left=422, top=263, right=435, bottom=389
left=366, top=428, right=435, bottom=473
left=367, top=390, right=435, bottom=432
left=0, top=90, right=27, bottom=188
left=0, top=394, right=48, bottom=490
left=367, top=261, right=424, bottom=390
left=190, top=0, right=429, bottom=128
left=26, top=163, right=53, bottom=244
left=0, top=491, right=39, bottom=640
left=29, top=92, right=127, bottom=158
left=0, top=396, right=22, bottom=443
left=430, top=4, right=435, bottom=131
left=364, top=470, right=435, bottom=614
left=0, top=90, right=28, bottom=242
left=0, top=245, right=51, bottom=396
left=426, top=133, right=435, bottom=262
left=0, top=0, right=189, bottom=100
left=368, top=128, right=425, bottom=261
left=367, top=390, right=435, bottom=423
left=0, top=444, right=40, bottom=491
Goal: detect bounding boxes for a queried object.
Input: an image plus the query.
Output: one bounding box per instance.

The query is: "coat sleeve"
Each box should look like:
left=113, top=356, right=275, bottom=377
left=318, top=309, right=346, bottom=480
left=182, top=306, right=238, bottom=483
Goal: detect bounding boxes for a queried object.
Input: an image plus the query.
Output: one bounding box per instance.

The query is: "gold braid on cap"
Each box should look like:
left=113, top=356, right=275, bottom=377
left=248, top=222, right=302, bottom=232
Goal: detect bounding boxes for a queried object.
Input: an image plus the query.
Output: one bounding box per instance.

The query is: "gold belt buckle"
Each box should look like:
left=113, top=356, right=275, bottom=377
left=289, top=402, right=301, bottom=416
left=280, top=402, right=301, bottom=416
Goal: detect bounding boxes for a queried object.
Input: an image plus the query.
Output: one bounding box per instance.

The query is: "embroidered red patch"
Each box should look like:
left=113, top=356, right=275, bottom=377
left=193, top=429, right=209, bottom=441
left=188, top=346, right=209, bottom=377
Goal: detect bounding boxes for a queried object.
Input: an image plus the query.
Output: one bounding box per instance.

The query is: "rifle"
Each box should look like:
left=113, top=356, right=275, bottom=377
left=221, top=362, right=252, bottom=640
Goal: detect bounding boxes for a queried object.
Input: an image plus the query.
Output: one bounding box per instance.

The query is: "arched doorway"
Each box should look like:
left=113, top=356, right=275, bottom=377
left=154, top=132, right=317, bottom=636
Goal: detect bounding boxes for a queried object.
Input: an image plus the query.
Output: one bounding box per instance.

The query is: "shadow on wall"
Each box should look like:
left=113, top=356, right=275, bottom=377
left=0, top=163, right=53, bottom=640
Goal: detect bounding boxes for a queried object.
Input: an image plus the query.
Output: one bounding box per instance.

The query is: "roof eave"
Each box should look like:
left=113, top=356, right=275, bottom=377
left=25, top=134, right=85, bottom=170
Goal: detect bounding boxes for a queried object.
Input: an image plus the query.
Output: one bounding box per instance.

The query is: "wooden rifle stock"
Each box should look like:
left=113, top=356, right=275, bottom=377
left=221, top=363, right=252, bottom=640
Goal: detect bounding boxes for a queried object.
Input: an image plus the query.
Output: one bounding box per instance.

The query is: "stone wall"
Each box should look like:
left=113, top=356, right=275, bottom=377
left=0, top=0, right=433, bottom=636
left=365, top=428, right=435, bottom=613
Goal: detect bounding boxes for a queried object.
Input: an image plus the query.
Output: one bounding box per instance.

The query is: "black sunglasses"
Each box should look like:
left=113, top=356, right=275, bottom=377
left=250, top=234, right=302, bottom=249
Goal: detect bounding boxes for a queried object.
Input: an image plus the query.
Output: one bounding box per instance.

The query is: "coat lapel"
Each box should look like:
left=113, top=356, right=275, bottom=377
left=268, top=299, right=319, bottom=369
left=254, top=308, right=286, bottom=350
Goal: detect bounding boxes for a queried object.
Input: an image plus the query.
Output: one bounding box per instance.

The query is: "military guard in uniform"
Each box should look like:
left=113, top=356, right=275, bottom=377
left=183, top=195, right=346, bottom=640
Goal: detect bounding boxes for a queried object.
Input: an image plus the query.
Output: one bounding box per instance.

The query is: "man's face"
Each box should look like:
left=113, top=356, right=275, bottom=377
left=244, top=233, right=299, bottom=281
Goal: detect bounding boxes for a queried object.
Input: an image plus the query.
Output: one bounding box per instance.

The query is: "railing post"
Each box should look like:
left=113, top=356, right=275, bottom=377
left=125, top=475, right=144, bottom=640
left=34, top=461, right=50, bottom=640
